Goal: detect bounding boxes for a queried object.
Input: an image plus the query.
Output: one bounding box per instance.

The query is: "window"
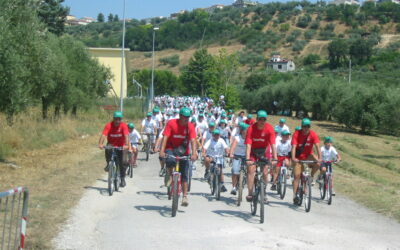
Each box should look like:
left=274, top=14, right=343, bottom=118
left=278, top=64, right=282, bottom=69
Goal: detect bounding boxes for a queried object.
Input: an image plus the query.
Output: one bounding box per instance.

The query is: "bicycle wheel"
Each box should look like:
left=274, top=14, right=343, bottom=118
left=145, top=142, right=150, bottom=161
left=215, top=170, right=221, bottom=200
left=237, top=170, right=244, bottom=206
left=114, top=165, right=120, bottom=192
left=304, top=178, right=312, bottom=212
left=297, top=185, right=303, bottom=206
left=279, top=170, right=287, bottom=200
left=319, top=175, right=326, bottom=200
left=259, top=181, right=265, bottom=224
left=107, top=162, right=114, bottom=196
left=327, top=175, right=333, bottom=205
left=171, top=174, right=179, bottom=217
left=251, top=179, right=258, bottom=216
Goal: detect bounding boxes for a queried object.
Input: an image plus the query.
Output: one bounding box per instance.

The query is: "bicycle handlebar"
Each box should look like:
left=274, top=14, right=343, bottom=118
left=163, top=155, right=190, bottom=160
left=299, top=160, right=318, bottom=164
left=104, top=146, right=124, bottom=150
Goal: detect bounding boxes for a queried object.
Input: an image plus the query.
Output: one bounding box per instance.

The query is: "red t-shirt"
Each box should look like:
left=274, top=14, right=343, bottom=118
left=245, top=122, right=275, bottom=149
left=102, top=122, right=129, bottom=147
left=244, top=119, right=255, bottom=125
left=291, top=130, right=320, bottom=160
left=163, top=119, right=196, bottom=155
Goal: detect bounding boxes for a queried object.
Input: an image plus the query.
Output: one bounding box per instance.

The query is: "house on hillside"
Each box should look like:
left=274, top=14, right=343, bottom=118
left=330, top=0, right=361, bottom=5
left=266, top=55, right=295, bottom=73
left=232, top=0, right=258, bottom=8
left=378, top=0, right=400, bottom=4
left=204, top=4, right=225, bottom=13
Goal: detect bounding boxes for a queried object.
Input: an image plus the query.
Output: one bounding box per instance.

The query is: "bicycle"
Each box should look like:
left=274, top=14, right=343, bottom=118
left=104, top=146, right=124, bottom=196
left=127, top=142, right=140, bottom=179
left=142, top=133, right=154, bottom=161
left=247, top=156, right=271, bottom=224
left=295, top=160, right=318, bottom=212
left=276, top=160, right=289, bottom=200
left=319, top=161, right=335, bottom=205
left=234, top=155, right=247, bottom=207
left=164, top=154, right=190, bottom=217
left=207, top=155, right=224, bottom=201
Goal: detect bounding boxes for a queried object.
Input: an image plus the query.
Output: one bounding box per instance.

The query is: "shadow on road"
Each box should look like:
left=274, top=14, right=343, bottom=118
left=134, top=205, right=181, bottom=217
left=84, top=186, right=109, bottom=196
left=96, top=179, right=108, bottom=183
left=136, top=190, right=168, bottom=200
left=212, top=210, right=259, bottom=224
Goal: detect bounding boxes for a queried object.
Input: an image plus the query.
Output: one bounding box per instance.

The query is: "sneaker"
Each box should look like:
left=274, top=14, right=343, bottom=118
left=332, top=190, right=336, bottom=196
left=264, top=196, right=269, bottom=204
left=231, top=187, right=237, bottom=195
left=120, top=178, right=126, bottom=187
left=159, top=168, right=165, bottom=177
left=104, top=165, right=109, bottom=172
left=181, top=196, right=189, bottom=207
left=311, top=178, right=315, bottom=186
left=270, top=184, right=277, bottom=191
left=221, top=185, right=227, bottom=192
left=294, top=196, right=300, bottom=205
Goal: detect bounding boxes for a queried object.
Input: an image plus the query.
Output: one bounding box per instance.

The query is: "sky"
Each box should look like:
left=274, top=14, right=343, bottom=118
left=63, top=0, right=269, bottom=20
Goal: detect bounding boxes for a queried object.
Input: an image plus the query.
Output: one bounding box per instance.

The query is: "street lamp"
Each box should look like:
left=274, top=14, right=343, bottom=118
left=150, top=26, right=159, bottom=108
left=120, top=0, right=127, bottom=112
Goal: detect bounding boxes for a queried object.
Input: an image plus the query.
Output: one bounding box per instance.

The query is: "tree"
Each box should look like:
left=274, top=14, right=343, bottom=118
left=328, top=39, right=349, bottom=68
left=37, top=0, right=70, bottom=36
left=97, top=13, right=105, bottom=22
left=303, top=54, right=320, bottom=65
left=113, top=14, right=119, bottom=22
left=349, top=38, right=373, bottom=65
left=108, top=13, right=114, bottom=22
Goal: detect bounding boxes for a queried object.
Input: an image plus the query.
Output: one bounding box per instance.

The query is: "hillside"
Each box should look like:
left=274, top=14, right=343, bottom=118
left=68, top=1, right=400, bottom=71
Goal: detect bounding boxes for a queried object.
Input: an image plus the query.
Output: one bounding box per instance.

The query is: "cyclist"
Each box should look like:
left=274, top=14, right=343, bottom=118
left=245, top=110, right=277, bottom=202
left=128, top=123, right=142, bottom=168
left=271, top=130, right=291, bottom=190
left=152, top=107, right=163, bottom=137
left=318, top=136, right=341, bottom=196
left=196, top=113, right=208, bottom=136
left=203, top=129, right=229, bottom=193
left=275, top=118, right=290, bottom=135
left=218, top=119, right=231, bottom=146
left=98, top=111, right=131, bottom=187
left=291, top=118, right=321, bottom=204
left=236, top=111, right=246, bottom=125
left=244, top=114, right=255, bottom=126
left=159, top=107, right=198, bottom=207
left=229, top=123, right=249, bottom=195
left=141, top=112, right=158, bottom=152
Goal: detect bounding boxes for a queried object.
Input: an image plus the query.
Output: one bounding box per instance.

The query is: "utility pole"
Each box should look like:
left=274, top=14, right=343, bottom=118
left=348, top=59, right=352, bottom=84
left=119, top=0, right=126, bottom=112
left=150, top=26, right=159, bottom=108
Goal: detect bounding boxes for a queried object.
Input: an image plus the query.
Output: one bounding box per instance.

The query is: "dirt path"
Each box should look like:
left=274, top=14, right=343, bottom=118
left=54, top=153, right=400, bottom=250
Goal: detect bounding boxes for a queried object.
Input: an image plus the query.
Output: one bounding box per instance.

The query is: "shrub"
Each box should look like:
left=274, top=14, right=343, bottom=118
left=159, top=54, right=180, bottom=67
left=304, top=30, right=316, bottom=40
left=144, top=52, right=152, bottom=58
left=292, top=40, right=307, bottom=52
left=280, top=23, right=290, bottom=32
left=303, top=54, right=320, bottom=65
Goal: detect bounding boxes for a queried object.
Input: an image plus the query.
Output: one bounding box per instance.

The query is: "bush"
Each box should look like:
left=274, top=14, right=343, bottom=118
left=304, top=30, right=316, bottom=40
left=293, top=40, right=307, bottom=52
left=310, top=21, right=320, bottom=29
left=159, top=54, right=180, bottom=67
left=280, top=23, right=290, bottom=32
left=297, top=14, right=312, bottom=28
left=144, top=52, right=152, bottom=58
left=303, top=54, right=321, bottom=65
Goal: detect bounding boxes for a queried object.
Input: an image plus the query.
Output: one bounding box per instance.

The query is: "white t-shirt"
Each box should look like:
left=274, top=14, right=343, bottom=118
left=152, top=114, right=163, bottom=129
left=129, top=129, right=141, bottom=144
left=276, top=139, right=292, bottom=156
left=275, top=124, right=290, bottom=135
left=321, top=146, right=338, bottom=162
left=141, top=119, right=157, bottom=134
left=197, top=119, right=208, bottom=135
left=202, top=130, right=213, bottom=143
left=204, top=138, right=228, bottom=162
left=233, top=135, right=246, bottom=156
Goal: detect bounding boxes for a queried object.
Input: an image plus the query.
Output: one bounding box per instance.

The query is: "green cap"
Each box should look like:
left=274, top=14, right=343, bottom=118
left=295, top=126, right=302, bottom=131
left=247, top=114, right=253, bottom=119
left=282, top=130, right=291, bottom=136
left=280, top=118, right=286, bottom=123
left=199, top=113, right=204, bottom=117
left=238, top=122, right=245, bottom=127
left=179, top=107, right=191, bottom=117
left=239, top=123, right=249, bottom=130
left=302, top=118, right=311, bottom=126
left=161, top=109, right=165, bottom=113
left=221, top=114, right=227, bottom=118
left=167, top=110, right=173, bottom=115
left=128, top=123, right=135, bottom=129
left=153, top=107, right=159, bottom=113
left=324, top=136, right=333, bottom=143
left=275, top=127, right=280, bottom=133
left=146, top=112, right=152, bottom=117
left=212, top=129, right=220, bottom=135
left=209, top=122, right=216, bottom=127
left=113, top=111, right=123, bottom=118
left=220, top=119, right=227, bottom=124
left=257, top=110, right=268, bottom=118
left=229, top=109, right=233, bottom=113
left=228, top=115, right=232, bottom=119
left=191, top=117, right=197, bottom=123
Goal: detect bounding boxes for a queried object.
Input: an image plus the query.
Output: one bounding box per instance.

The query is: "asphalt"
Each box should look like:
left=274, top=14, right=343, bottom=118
left=54, top=152, right=400, bottom=250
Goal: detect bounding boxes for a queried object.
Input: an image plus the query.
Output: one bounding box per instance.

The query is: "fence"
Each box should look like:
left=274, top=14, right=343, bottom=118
left=0, top=187, right=29, bottom=250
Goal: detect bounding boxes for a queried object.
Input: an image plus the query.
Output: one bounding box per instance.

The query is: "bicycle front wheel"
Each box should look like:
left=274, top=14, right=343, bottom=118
left=215, top=172, right=221, bottom=201
left=251, top=179, right=258, bottom=216
left=304, top=178, right=312, bottom=212
left=171, top=174, right=179, bottom=217
left=279, top=170, right=287, bottom=200
left=237, top=170, right=244, bottom=206
left=108, top=162, right=114, bottom=196
left=114, top=165, right=120, bottom=192
left=145, top=143, right=150, bottom=161
left=259, top=181, right=265, bottom=224
left=327, top=175, right=332, bottom=205
left=319, top=175, right=326, bottom=200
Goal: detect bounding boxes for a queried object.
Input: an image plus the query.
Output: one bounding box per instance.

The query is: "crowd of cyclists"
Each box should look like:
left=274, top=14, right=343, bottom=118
left=98, top=95, right=341, bottom=208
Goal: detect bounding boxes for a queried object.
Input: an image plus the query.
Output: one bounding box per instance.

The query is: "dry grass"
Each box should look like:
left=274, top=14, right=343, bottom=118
left=268, top=115, right=400, bottom=221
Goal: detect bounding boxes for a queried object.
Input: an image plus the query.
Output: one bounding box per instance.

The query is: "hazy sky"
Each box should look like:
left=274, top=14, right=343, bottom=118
left=63, top=0, right=269, bottom=19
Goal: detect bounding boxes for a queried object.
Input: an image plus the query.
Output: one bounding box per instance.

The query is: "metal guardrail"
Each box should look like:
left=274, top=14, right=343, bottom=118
left=0, top=187, right=29, bottom=250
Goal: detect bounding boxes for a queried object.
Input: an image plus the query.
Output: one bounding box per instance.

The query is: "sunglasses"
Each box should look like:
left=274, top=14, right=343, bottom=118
left=302, top=125, right=310, bottom=128
left=257, top=118, right=266, bottom=121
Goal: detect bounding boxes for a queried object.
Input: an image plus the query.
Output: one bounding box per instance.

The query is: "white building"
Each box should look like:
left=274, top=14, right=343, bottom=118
left=267, top=55, right=295, bottom=73
left=330, top=0, right=361, bottom=5
left=204, top=4, right=225, bottom=13
left=233, top=0, right=258, bottom=7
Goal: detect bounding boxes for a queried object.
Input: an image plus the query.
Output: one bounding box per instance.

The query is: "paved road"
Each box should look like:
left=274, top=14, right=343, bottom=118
left=55, top=152, right=400, bottom=250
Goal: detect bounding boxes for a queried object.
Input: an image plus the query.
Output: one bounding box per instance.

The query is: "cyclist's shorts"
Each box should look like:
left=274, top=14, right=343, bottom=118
left=320, top=162, right=333, bottom=171
left=231, top=155, right=245, bottom=175
left=277, top=156, right=290, bottom=168
left=131, top=143, right=138, bottom=149
left=165, top=150, right=190, bottom=182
